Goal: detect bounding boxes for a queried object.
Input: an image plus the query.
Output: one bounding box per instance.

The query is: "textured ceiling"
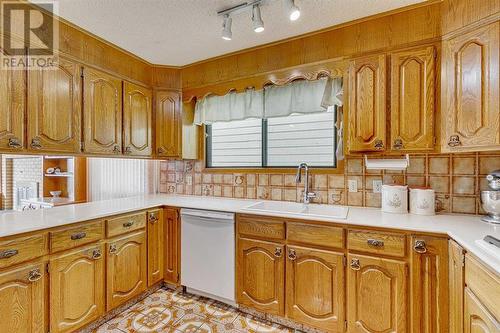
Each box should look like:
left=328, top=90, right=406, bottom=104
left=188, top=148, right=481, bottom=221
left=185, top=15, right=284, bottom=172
left=53, top=0, right=425, bottom=66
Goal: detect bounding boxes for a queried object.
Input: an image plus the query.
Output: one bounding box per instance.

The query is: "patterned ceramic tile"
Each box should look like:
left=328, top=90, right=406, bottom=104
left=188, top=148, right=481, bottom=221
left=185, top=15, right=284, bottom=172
left=171, top=313, right=207, bottom=332
left=233, top=315, right=293, bottom=333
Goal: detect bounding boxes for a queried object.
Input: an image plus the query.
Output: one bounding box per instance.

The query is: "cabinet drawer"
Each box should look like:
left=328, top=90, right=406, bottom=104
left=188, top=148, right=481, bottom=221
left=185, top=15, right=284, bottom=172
left=237, top=215, right=285, bottom=240
left=0, top=233, right=48, bottom=269
left=347, top=230, right=406, bottom=257
left=287, top=223, right=344, bottom=248
left=106, top=212, right=146, bottom=238
left=50, top=221, right=104, bottom=253
left=465, top=254, right=500, bottom=320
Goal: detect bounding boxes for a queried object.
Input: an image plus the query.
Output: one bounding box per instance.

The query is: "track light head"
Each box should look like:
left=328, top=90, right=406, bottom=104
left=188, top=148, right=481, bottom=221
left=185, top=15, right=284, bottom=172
left=252, top=4, right=264, bottom=33
left=221, top=15, right=232, bottom=40
left=286, top=0, right=300, bottom=21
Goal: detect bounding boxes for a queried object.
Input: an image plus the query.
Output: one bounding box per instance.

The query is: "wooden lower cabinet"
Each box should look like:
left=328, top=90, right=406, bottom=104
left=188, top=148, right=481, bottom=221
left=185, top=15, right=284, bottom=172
left=449, top=240, right=465, bottom=333
left=285, top=245, right=345, bottom=332
left=106, top=230, right=147, bottom=310
left=50, top=244, right=105, bottom=333
left=0, top=260, right=47, bottom=333
left=164, top=208, right=180, bottom=284
left=147, top=209, right=164, bottom=286
left=347, top=254, right=408, bottom=333
left=236, top=237, right=285, bottom=316
left=464, top=288, right=500, bottom=333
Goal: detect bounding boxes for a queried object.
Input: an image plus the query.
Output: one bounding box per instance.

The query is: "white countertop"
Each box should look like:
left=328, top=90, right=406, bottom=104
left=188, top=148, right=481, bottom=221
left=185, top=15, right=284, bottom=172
left=1, top=194, right=499, bottom=275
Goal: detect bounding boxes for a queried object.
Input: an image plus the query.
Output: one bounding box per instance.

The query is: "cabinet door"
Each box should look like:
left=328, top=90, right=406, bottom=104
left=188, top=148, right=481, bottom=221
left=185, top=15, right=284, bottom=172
left=449, top=240, right=465, bottom=333
left=285, top=246, right=345, bottom=332
left=0, top=261, right=47, bottom=333
left=50, top=244, right=104, bottom=333
left=390, top=46, right=435, bottom=151
left=164, top=208, right=180, bottom=284
left=27, top=57, right=81, bottom=153
left=410, top=236, right=449, bottom=333
left=347, top=254, right=407, bottom=333
left=442, top=22, right=499, bottom=152
left=236, top=237, right=285, bottom=316
left=83, top=68, right=123, bottom=155
left=0, top=47, right=25, bottom=151
left=123, top=82, right=152, bottom=156
left=147, top=208, right=164, bottom=286
left=464, top=288, right=500, bottom=333
left=155, top=90, right=181, bottom=158
left=348, top=54, right=386, bottom=152
left=106, top=230, right=147, bottom=310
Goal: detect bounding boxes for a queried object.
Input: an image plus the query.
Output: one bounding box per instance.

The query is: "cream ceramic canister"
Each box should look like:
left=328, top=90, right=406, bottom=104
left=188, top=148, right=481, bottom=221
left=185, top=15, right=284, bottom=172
left=381, top=184, right=408, bottom=214
left=410, top=188, right=435, bottom=216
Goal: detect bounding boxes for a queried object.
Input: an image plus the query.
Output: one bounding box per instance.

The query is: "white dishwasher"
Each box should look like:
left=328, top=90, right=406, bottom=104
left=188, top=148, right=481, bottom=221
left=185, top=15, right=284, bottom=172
left=181, top=208, right=235, bottom=304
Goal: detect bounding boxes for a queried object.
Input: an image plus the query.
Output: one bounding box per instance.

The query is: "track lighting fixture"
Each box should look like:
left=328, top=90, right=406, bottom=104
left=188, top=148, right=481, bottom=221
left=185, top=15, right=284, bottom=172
left=286, top=0, right=301, bottom=21
left=252, top=5, right=264, bottom=33
left=221, top=15, right=232, bottom=40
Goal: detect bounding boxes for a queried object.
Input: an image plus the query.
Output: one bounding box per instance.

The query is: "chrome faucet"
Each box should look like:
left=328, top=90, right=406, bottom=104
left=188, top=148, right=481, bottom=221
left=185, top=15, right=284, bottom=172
left=295, top=163, right=316, bottom=204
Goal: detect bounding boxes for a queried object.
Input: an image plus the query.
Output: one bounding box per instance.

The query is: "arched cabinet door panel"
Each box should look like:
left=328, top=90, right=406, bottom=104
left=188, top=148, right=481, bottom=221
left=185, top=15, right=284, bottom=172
left=123, top=82, right=152, bottom=156
left=164, top=208, right=180, bottom=284
left=464, top=288, right=500, bottom=333
left=155, top=90, right=181, bottom=158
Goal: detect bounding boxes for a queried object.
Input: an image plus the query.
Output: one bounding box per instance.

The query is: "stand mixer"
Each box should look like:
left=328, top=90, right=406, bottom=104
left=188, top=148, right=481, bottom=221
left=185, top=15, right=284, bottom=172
left=481, top=170, right=500, bottom=224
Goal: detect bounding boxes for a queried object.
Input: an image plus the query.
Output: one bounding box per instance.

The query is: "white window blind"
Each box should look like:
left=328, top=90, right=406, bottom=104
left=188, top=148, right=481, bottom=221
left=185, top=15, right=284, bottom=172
left=88, top=158, right=158, bottom=201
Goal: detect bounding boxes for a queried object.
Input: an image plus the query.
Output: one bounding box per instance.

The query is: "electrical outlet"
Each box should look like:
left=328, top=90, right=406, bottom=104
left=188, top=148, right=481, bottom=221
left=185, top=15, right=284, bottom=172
left=373, top=180, right=383, bottom=193
left=348, top=179, right=358, bottom=193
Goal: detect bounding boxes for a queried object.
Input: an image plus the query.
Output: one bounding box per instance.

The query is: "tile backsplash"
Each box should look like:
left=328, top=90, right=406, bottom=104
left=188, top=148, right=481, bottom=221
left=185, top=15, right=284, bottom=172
left=159, top=152, right=500, bottom=215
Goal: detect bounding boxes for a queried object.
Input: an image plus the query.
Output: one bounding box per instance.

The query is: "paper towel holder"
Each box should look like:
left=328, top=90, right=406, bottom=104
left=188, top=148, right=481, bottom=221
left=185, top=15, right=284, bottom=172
left=364, top=154, right=410, bottom=171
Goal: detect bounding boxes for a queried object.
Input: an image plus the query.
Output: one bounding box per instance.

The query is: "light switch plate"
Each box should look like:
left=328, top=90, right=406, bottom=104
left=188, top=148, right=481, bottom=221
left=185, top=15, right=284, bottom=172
left=348, top=179, right=358, bottom=193
left=373, top=180, right=383, bottom=193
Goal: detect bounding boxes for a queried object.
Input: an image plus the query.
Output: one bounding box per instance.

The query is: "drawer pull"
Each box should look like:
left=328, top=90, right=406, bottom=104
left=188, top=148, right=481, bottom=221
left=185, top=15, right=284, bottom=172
left=91, top=249, right=102, bottom=260
left=0, top=249, right=19, bottom=259
left=448, top=135, right=461, bottom=147
left=149, top=213, right=158, bottom=223
left=113, top=145, right=121, bottom=154
left=350, top=258, right=361, bottom=271
left=30, top=138, right=42, bottom=149
left=414, top=240, right=427, bottom=254
left=287, top=249, right=297, bottom=261
left=393, top=138, right=403, bottom=150
left=157, top=147, right=165, bottom=154
left=124, top=146, right=132, bottom=154
left=27, top=269, right=42, bottom=282
left=70, top=232, right=87, bottom=240
left=109, top=244, right=117, bottom=254
left=367, top=239, right=384, bottom=247
left=123, top=221, right=134, bottom=228
left=274, top=247, right=282, bottom=258
left=8, top=137, right=22, bottom=148
left=374, top=139, right=384, bottom=150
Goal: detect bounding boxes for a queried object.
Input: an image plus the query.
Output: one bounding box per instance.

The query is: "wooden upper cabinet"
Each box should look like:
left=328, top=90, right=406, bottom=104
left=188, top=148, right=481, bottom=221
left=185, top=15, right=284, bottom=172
left=83, top=68, right=123, bottom=155
left=27, top=57, right=82, bottom=153
left=147, top=208, right=164, bottom=286
left=390, top=46, right=436, bottom=151
left=0, top=48, right=25, bottom=151
left=347, top=254, right=407, bottom=333
left=123, top=82, right=152, bottom=156
left=285, top=246, right=345, bottom=332
left=410, top=236, right=449, bottom=333
left=442, top=22, right=500, bottom=152
left=50, top=244, right=105, bottom=333
left=449, top=240, right=465, bottom=333
left=106, top=230, right=147, bottom=311
left=164, top=207, right=180, bottom=284
left=0, top=260, right=47, bottom=333
left=236, top=237, right=285, bottom=316
left=348, top=54, right=387, bottom=152
left=464, top=288, right=500, bottom=333
left=155, top=90, right=181, bottom=158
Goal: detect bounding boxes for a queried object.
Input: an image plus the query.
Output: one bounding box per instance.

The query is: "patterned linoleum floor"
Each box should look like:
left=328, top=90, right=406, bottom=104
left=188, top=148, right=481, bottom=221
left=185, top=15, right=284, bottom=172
left=94, top=288, right=294, bottom=333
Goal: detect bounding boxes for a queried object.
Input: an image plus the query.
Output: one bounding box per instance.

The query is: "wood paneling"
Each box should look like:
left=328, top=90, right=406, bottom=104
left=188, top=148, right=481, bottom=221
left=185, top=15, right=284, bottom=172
left=164, top=208, right=180, bottom=284
left=347, top=54, right=387, bottom=152
left=464, top=287, right=500, bottom=333
left=0, top=260, right=47, bottom=333
left=83, top=67, right=123, bottom=155
left=442, top=22, right=500, bottom=152
left=410, top=236, right=449, bottom=333
left=123, top=82, right=153, bottom=156
left=449, top=240, right=465, bottom=333
left=347, top=229, right=406, bottom=257
left=285, top=245, right=344, bottom=332
left=390, top=45, right=436, bottom=151
left=347, top=254, right=407, bottom=333
left=0, top=233, right=48, bottom=269
left=237, top=237, right=285, bottom=316
left=106, top=231, right=147, bottom=310
left=50, top=244, right=105, bottom=333
left=147, top=208, right=164, bottom=286
left=155, top=90, right=181, bottom=157
left=441, top=0, right=500, bottom=35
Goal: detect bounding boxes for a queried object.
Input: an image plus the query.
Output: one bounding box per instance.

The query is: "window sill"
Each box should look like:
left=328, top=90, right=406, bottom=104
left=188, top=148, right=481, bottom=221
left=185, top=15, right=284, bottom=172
left=201, top=161, right=344, bottom=175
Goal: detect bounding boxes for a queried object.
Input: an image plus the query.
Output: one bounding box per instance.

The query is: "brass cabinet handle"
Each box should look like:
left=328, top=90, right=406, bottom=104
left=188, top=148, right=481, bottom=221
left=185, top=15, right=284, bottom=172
left=30, top=138, right=42, bottom=149
left=27, top=268, right=42, bottom=282
left=374, top=139, right=384, bottom=150
left=113, top=145, right=121, bottom=154
left=287, top=249, right=297, bottom=261
left=274, top=247, right=282, bottom=258
left=70, top=232, right=86, bottom=240
left=393, top=138, right=403, bottom=150
left=8, top=137, right=22, bottom=148
left=123, top=221, right=134, bottom=228
left=124, top=146, right=132, bottom=154
left=367, top=239, right=384, bottom=247
left=0, top=249, right=19, bottom=259
left=157, top=147, right=165, bottom=154
left=149, top=213, right=158, bottom=223
left=350, top=258, right=361, bottom=271
left=109, top=244, right=117, bottom=254
left=448, top=135, right=461, bottom=147
left=414, top=240, right=427, bottom=254
left=91, top=249, right=102, bottom=260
